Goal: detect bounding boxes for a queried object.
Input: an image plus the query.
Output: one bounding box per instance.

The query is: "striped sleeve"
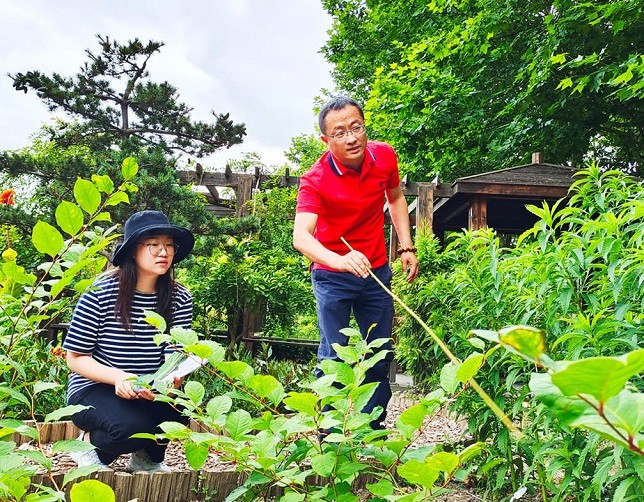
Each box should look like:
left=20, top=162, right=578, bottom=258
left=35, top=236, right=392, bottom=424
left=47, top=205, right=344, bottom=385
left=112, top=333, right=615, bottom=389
left=63, top=284, right=110, bottom=354
left=164, top=284, right=193, bottom=355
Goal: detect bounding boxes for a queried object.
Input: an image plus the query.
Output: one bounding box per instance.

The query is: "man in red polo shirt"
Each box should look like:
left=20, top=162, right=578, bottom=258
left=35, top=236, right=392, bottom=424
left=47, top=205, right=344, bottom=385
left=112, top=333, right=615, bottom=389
left=293, top=96, right=418, bottom=429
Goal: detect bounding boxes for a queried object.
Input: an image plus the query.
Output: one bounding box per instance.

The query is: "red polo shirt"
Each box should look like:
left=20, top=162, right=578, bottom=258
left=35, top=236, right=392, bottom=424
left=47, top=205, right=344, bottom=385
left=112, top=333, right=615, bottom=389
left=296, top=141, right=400, bottom=271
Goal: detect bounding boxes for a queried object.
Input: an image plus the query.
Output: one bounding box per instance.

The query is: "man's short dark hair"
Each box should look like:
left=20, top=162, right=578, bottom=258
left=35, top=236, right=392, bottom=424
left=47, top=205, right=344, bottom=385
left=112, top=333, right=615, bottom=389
left=318, top=96, right=365, bottom=134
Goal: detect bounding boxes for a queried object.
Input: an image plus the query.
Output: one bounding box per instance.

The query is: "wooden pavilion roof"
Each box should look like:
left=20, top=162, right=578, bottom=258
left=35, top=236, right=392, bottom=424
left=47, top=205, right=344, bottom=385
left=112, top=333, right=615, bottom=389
left=431, top=156, right=577, bottom=236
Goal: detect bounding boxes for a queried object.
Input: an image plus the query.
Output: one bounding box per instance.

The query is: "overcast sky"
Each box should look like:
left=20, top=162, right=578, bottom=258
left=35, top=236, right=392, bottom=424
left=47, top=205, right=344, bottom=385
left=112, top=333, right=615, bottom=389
left=0, top=0, right=335, bottom=168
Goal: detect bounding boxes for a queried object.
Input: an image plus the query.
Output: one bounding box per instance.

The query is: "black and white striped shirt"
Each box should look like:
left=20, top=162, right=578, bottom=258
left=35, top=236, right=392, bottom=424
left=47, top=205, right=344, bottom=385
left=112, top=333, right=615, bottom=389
left=63, top=276, right=193, bottom=400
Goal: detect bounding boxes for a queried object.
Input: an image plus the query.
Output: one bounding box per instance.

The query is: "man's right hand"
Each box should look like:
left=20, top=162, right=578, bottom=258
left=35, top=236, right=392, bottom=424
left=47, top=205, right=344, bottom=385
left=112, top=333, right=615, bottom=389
left=334, top=250, right=371, bottom=278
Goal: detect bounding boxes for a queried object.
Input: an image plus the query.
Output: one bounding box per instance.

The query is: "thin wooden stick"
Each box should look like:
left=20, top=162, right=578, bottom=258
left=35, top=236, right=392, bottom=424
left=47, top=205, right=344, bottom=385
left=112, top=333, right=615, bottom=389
left=341, top=236, right=522, bottom=438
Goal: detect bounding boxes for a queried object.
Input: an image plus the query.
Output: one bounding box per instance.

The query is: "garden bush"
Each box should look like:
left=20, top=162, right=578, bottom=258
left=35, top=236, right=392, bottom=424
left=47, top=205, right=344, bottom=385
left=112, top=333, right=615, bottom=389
left=0, top=158, right=140, bottom=500
left=394, top=165, right=644, bottom=500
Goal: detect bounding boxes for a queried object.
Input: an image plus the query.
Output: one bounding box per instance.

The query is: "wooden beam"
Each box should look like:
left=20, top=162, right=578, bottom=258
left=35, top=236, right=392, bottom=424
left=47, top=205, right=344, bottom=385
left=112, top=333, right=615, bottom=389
left=205, top=185, right=220, bottom=203
left=388, top=228, right=399, bottom=264
left=177, top=170, right=246, bottom=188
left=453, top=181, right=570, bottom=198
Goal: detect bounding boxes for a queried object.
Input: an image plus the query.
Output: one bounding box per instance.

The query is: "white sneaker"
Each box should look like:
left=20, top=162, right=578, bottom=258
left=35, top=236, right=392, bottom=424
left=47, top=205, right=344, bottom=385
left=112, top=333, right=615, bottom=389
left=70, top=433, right=109, bottom=469
left=128, top=449, right=171, bottom=473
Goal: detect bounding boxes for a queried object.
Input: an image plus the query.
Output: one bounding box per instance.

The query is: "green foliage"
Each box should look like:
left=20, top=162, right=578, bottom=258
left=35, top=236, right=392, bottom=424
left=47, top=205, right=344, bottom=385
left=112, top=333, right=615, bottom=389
left=285, top=134, right=327, bottom=174
left=147, top=327, right=484, bottom=501
left=2, top=34, right=248, bottom=248
left=1, top=135, right=221, bottom=254
left=471, top=326, right=644, bottom=500
left=0, top=159, right=138, bottom=500
left=395, top=165, right=644, bottom=499
left=323, top=0, right=644, bottom=179
left=185, top=185, right=316, bottom=346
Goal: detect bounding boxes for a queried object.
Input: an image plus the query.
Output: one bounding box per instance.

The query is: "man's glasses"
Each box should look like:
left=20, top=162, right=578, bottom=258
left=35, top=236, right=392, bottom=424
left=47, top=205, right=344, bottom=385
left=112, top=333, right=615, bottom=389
left=138, top=242, right=178, bottom=257
left=326, top=124, right=367, bottom=140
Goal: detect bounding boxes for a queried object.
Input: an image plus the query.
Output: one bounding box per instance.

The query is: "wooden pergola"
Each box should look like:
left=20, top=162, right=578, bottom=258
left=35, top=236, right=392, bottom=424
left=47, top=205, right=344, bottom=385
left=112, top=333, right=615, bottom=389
left=384, top=153, right=578, bottom=253
left=178, top=152, right=578, bottom=253
left=433, top=153, right=576, bottom=239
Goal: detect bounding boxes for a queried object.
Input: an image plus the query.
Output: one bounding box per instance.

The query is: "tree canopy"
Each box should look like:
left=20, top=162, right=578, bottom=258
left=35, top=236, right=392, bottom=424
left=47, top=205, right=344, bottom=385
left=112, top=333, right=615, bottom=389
left=322, top=0, right=644, bottom=180
left=2, top=35, right=249, bottom=233
left=10, top=35, right=246, bottom=157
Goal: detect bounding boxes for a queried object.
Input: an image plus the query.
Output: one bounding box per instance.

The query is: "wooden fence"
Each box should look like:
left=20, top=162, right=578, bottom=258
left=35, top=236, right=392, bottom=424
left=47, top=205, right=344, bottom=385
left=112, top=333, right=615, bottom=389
left=17, top=421, right=375, bottom=502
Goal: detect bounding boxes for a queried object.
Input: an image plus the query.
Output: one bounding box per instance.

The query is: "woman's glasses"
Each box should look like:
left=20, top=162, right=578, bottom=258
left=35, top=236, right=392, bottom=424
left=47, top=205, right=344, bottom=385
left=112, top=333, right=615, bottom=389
left=138, top=242, right=178, bottom=257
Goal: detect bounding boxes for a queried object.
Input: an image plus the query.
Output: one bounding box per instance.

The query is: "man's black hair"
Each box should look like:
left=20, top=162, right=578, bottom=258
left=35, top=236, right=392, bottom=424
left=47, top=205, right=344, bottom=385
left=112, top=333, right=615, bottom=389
left=318, top=96, right=365, bottom=134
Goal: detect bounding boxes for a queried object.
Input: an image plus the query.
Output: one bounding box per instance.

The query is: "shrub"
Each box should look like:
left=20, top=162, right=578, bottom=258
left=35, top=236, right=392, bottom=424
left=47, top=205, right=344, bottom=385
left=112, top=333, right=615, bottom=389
left=394, top=164, right=644, bottom=500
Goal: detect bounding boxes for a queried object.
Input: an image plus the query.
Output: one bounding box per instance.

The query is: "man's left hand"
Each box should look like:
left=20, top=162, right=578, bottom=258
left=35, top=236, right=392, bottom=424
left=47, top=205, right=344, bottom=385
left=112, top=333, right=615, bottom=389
left=401, top=252, right=419, bottom=282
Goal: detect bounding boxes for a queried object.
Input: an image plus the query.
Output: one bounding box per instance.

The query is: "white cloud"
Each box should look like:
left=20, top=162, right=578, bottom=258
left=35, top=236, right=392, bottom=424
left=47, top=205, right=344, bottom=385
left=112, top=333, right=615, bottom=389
left=0, top=0, right=334, bottom=167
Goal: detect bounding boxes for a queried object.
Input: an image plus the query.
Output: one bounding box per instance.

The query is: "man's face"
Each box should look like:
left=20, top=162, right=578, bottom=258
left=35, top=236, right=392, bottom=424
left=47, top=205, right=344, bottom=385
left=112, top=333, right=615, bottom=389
left=321, top=105, right=367, bottom=170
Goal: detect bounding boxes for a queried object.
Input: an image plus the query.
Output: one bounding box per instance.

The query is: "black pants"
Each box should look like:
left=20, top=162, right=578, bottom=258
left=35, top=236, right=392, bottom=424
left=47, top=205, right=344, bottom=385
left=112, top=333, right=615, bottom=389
left=68, top=383, right=189, bottom=464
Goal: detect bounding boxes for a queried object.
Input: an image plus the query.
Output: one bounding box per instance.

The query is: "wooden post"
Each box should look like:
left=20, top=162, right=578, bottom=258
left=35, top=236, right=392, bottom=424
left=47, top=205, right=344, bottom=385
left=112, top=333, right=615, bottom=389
left=532, top=151, right=544, bottom=164
left=469, top=194, right=488, bottom=230
left=416, top=183, right=434, bottom=235
left=235, top=175, right=254, bottom=217
left=388, top=223, right=399, bottom=265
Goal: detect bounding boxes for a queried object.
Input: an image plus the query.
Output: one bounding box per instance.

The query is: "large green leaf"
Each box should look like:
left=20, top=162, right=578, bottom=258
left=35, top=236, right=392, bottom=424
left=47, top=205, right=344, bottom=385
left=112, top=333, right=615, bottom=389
left=55, top=200, right=84, bottom=236
left=32, top=221, right=64, bottom=257
left=103, top=191, right=129, bottom=207
left=0, top=385, right=30, bottom=406
left=184, top=381, right=205, bottom=406
left=121, top=157, right=139, bottom=180
left=74, top=178, right=101, bottom=215
left=283, top=392, right=318, bottom=416
left=226, top=409, right=253, bottom=440
left=19, top=449, right=51, bottom=470
left=398, top=402, right=428, bottom=430
left=216, top=361, right=254, bottom=383
left=456, top=353, right=484, bottom=383
left=45, top=404, right=89, bottom=422
left=349, top=381, right=378, bottom=412
left=185, top=441, right=209, bottom=470
left=397, top=459, right=439, bottom=489
left=498, top=325, right=546, bottom=360
left=426, top=451, right=459, bottom=474
left=333, top=344, right=360, bottom=364
left=551, top=349, right=644, bottom=402
left=530, top=372, right=644, bottom=451
left=366, top=479, right=394, bottom=497
left=440, top=362, right=459, bottom=394
left=158, top=421, right=190, bottom=440
left=69, top=479, right=115, bottom=502
left=1, top=261, right=36, bottom=286
left=249, top=374, right=280, bottom=399
left=33, top=381, right=61, bottom=395
left=310, top=451, right=336, bottom=477
left=52, top=438, right=96, bottom=454
left=206, top=395, right=233, bottom=422
left=91, top=174, right=115, bottom=194
left=0, top=419, right=36, bottom=440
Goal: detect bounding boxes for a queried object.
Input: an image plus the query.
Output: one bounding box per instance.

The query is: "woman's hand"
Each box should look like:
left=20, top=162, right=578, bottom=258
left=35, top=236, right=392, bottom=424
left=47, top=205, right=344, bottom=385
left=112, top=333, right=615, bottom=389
left=114, top=372, right=145, bottom=400
left=67, top=351, right=155, bottom=400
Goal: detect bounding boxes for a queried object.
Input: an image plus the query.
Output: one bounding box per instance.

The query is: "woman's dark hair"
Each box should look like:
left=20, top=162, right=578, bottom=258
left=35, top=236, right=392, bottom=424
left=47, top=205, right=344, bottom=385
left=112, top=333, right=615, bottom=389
left=318, top=96, right=364, bottom=134
left=112, top=248, right=175, bottom=332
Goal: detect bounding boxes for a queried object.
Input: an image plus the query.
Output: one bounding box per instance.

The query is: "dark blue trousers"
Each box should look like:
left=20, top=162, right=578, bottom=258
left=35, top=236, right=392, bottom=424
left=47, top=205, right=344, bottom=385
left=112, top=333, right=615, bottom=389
left=311, top=264, right=394, bottom=428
